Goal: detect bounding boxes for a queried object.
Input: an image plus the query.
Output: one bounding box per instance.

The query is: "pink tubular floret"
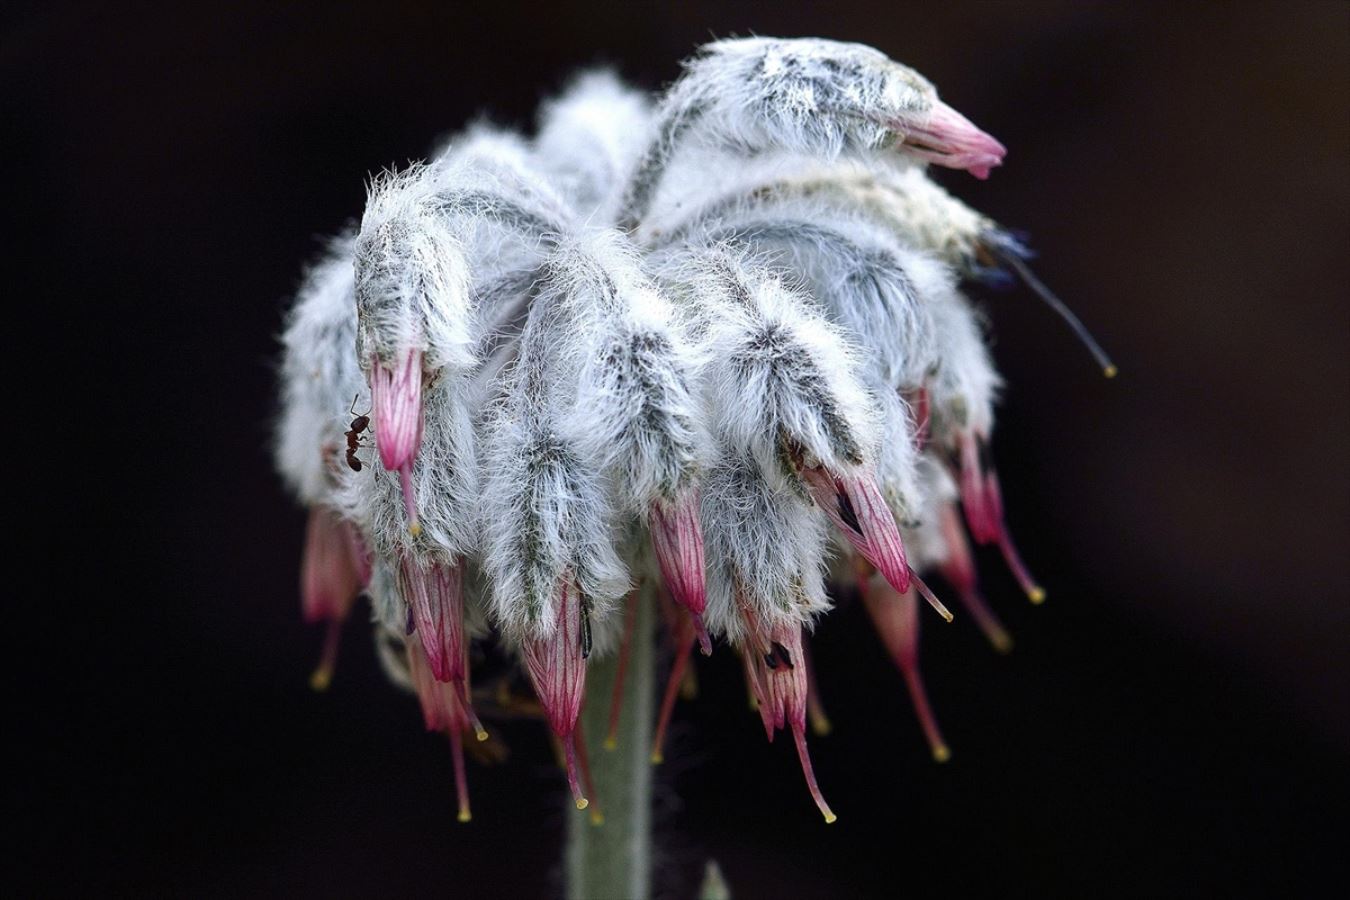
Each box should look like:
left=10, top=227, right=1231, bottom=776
left=370, top=348, right=424, bottom=471
left=649, top=491, right=711, bottom=654
left=371, top=348, right=425, bottom=534
left=859, top=573, right=950, bottom=762
left=801, top=468, right=911, bottom=594
left=301, top=507, right=370, bottom=690
left=737, top=599, right=837, bottom=823
left=399, top=554, right=467, bottom=684
left=523, top=579, right=590, bottom=810
left=901, top=99, right=1007, bottom=179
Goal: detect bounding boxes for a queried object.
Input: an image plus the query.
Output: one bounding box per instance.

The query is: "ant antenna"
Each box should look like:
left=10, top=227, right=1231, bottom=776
left=991, top=246, right=1118, bottom=379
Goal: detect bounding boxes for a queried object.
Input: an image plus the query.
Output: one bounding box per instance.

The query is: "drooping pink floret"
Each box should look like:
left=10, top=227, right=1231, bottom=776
left=300, top=506, right=371, bottom=691
left=859, top=572, right=950, bottom=763
left=370, top=347, right=425, bottom=535
left=737, top=599, right=836, bottom=823
left=957, top=431, right=1045, bottom=603
left=800, top=467, right=910, bottom=594
left=399, top=554, right=468, bottom=684
left=901, top=99, right=1007, bottom=179
left=523, top=579, right=590, bottom=810
left=649, top=490, right=711, bottom=655
left=406, top=637, right=485, bottom=823
left=937, top=504, right=1013, bottom=652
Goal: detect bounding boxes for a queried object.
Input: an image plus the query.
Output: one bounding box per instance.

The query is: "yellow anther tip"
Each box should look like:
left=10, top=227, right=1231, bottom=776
left=457, top=811, right=472, bottom=823
left=933, top=745, right=952, bottom=763
left=650, top=751, right=665, bottom=765
left=810, top=719, right=833, bottom=737
left=1029, top=587, right=1046, bottom=605
left=589, top=811, right=605, bottom=827
left=992, top=633, right=1015, bottom=655
left=309, top=669, right=332, bottom=692
left=409, top=522, right=422, bottom=537
left=603, top=737, right=618, bottom=751
left=575, top=798, right=589, bottom=811
left=1103, top=364, right=1119, bottom=379
left=823, top=813, right=838, bottom=824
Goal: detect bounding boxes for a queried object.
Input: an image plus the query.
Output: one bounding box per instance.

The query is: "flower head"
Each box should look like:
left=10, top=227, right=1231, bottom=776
left=275, top=36, right=1092, bottom=832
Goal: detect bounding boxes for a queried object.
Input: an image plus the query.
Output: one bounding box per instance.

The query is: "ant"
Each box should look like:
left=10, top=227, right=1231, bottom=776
left=344, top=395, right=372, bottom=472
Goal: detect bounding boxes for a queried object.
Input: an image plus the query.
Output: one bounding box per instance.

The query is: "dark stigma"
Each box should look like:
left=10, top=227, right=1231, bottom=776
left=837, top=491, right=863, bottom=534
left=580, top=594, right=593, bottom=659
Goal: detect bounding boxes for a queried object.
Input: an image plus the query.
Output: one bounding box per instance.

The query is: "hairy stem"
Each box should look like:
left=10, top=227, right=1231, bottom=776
left=566, top=582, right=656, bottom=900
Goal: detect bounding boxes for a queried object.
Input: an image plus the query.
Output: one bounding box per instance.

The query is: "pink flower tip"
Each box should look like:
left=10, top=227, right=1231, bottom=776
left=650, top=492, right=708, bottom=621
left=801, top=468, right=910, bottom=594
left=300, top=508, right=364, bottom=623
left=900, top=99, right=1007, bottom=178
left=523, top=579, right=589, bottom=788
left=400, top=556, right=467, bottom=684
left=370, top=348, right=424, bottom=471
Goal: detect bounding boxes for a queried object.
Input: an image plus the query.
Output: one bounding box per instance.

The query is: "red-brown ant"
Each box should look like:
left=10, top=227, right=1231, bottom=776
left=345, top=395, right=372, bottom=472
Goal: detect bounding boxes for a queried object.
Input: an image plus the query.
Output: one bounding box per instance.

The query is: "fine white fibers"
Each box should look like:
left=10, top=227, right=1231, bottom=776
left=868, top=377, right=925, bottom=522
left=554, top=231, right=705, bottom=512
left=355, top=164, right=474, bottom=371
left=867, top=164, right=993, bottom=272
left=276, top=231, right=365, bottom=506
left=478, top=261, right=631, bottom=643
left=664, top=37, right=931, bottom=169
left=278, top=37, right=1023, bottom=664
left=333, top=372, right=479, bottom=565
left=689, top=251, right=880, bottom=488
left=700, top=450, right=831, bottom=645
left=927, top=290, right=1002, bottom=443
left=617, top=37, right=942, bottom=229
left=535, top=70, right=653, bottom=217
left=901, top=455, right=960, bottom=570
left=698, top=197, right=944, bottom=389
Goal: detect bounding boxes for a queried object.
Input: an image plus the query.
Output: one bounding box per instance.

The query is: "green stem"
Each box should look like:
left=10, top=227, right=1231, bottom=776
left=566, top=584, right=656, bottom=900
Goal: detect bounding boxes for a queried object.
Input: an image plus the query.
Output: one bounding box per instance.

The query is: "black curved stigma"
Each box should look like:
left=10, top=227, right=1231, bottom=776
left=580, top=594, right=593, bottom=659
left=837, top=491, right=863, bottom=535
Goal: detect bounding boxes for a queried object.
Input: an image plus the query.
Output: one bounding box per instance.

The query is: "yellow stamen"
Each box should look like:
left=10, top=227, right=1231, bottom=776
left=575, top=797, right=589, bottom=811
left=1103, top=364, right=1118, bottom=379
left=650, top=751, right=664, bottom=765
left=990, top=629, right=1014, bottom=655
left=932, top=744, right=952, bottom=763
left=823, top=812, right=838, bottom=824
left=1028, top=587, right=1046, bottom=605
left=457, top=810, right=472, bottom=823
left=603, top=736, right=618, bottom=751
left=309, top=667, right=332, bottom=692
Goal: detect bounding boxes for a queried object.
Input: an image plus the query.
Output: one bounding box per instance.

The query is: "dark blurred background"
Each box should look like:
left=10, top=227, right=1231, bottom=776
left=8, top=2, right=1348, bottom=897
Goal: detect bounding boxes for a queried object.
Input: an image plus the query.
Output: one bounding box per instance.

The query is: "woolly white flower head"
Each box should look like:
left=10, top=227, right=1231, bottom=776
left=275, top=35, right=1108, bottom=825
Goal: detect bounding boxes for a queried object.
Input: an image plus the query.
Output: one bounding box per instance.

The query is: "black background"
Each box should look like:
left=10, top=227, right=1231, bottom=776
left=9, top=2, right=1348, bottom=897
